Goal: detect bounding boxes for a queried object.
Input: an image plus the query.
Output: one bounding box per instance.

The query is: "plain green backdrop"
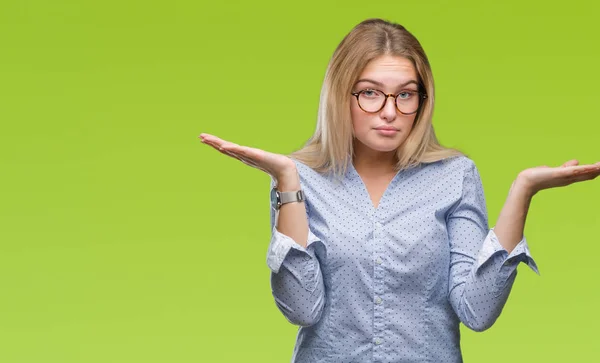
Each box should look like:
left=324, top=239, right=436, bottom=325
left=1, top=0, right=599, bottom=362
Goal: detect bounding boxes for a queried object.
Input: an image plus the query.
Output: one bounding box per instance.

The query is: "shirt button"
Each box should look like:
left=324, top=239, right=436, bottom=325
left=376, top=258, right=383, bottom=265
left=375, top=222, right=382, bottom=228
left=375, top=296, right=382, bottom=304
left=374, top=338, right=382, bottom=345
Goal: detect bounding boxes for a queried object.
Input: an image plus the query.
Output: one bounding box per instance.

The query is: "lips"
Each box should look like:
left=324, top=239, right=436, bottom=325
left=374, top=126, right=400, bottom=136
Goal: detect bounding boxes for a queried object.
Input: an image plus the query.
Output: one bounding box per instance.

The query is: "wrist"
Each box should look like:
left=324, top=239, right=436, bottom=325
left=275, top=166, right=300, bottom=191
left=513, top=174, right=537, bottom=200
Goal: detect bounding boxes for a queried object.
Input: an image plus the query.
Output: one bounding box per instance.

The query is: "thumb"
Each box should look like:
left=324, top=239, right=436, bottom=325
left=561, top=159, right=579, bottom=167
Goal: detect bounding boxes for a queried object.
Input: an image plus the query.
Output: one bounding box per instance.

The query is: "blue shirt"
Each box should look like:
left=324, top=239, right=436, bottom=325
left=267, top=155, right=539, bottom=363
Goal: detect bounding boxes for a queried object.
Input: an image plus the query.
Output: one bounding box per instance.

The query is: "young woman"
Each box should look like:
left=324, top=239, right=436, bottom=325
left=200, top=18, right=599, bottom=363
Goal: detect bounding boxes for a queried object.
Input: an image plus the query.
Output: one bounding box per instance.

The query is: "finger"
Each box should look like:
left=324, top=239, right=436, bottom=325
left=204, top=138, right=242, bottom=155
left=201, top=138, right=277, bottom=174
left=201, top=138, right=226, bottom=152
left=567, top=164, right=600, bottom=176
left=198, top=133, right=219, bottom=144
left=221, top=142, right=254, bottom=154
left=220, top=141, right=242, bottom=151
left=568, top=172, right=600, bottom=183
left=202, top=134, right=231, bottom=148
left=561, top=159, right=579, bottom=167
left=199, top=134, right=219, bottom=147
left=206, top=140, right=249, bottom=161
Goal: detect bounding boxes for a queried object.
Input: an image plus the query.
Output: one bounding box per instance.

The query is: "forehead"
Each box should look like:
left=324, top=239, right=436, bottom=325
left=357, top=55, right=417, bottom=84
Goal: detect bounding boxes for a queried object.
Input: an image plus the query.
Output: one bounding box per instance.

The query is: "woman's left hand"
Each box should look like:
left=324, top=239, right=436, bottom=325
left=516, top=159, right=600, bottom=197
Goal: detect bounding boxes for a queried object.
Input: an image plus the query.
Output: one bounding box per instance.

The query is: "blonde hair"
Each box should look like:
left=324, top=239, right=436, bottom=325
left=290, top=18, right=463, bottom=178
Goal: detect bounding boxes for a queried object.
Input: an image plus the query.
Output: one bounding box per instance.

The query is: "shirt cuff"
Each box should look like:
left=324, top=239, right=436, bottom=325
left=266, top=226, right=322, bottom=274
left=475, top=228, right=540, bottom=276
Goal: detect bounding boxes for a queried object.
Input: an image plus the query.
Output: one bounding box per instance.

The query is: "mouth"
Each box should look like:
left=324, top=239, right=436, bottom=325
left=374, top=127, right=400, bottom=136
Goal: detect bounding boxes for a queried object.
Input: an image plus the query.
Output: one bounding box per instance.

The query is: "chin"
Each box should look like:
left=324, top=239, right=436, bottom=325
left=354, top=134, right=406, bottom=154
left=376, top=146, right=401, bottom=153
left=376, top=136, right=406, bottom=149
left=367, top=141, right=402, bottom=153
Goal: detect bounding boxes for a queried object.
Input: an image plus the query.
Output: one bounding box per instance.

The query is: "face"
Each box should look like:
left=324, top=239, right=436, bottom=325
left=350, top=55, right=420, bottom=157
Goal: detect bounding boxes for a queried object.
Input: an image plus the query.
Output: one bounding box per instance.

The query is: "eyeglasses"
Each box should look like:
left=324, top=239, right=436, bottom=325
left=351, top=88, right=428, bottom=115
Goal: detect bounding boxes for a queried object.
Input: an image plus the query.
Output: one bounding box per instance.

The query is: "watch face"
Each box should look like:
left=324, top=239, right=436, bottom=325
left=270, top=188, right=279, bottom=210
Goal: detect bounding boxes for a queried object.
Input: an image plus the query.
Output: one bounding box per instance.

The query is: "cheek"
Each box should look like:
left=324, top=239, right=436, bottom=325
left=350, top=105, right=368, bottom=131
left=406, top=115, right=417, bottom=129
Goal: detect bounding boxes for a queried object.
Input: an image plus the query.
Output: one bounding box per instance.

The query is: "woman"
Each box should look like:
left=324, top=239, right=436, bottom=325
left=199, top=18, right=599, bottom=363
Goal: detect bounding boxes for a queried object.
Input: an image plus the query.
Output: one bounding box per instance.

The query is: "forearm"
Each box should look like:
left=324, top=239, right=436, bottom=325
left=451, top=256, right=518, bottom=332
left=448, top=163, right=540, bottom=332
left=275, top=166, right=309, bottom=248
left=493, top=176, right=535, bottom=254
left=271, top=247, right=326, bottom=326
left=268, top=165, right=326, bottom=326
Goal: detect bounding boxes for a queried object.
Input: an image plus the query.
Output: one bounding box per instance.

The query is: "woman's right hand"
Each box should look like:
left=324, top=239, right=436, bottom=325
left=199, top=133, right=299, bottom=184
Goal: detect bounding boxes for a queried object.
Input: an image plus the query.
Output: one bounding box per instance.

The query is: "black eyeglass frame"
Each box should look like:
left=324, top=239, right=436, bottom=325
left=350, top=88, right=428, bottom=115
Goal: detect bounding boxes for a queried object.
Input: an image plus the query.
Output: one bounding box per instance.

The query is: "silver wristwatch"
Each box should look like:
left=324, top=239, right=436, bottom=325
left=270, top=188, right=304, bottom=210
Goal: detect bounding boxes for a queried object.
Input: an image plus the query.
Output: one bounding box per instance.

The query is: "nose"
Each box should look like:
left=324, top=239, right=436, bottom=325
left=380, top=95, right=397, bottom=122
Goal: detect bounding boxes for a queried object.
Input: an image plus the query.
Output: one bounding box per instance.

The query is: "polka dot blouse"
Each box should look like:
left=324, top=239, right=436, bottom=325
left=266, top=155, right=539, bottom=363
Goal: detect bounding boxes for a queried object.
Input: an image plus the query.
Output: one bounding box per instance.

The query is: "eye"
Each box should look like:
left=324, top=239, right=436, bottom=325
left=398, top=91, right=415, bottom=99
left=361, top=89, right=381, bottom=98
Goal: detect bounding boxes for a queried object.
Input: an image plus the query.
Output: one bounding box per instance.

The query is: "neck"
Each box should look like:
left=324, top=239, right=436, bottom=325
left=352, top=143, right=398, bottom=177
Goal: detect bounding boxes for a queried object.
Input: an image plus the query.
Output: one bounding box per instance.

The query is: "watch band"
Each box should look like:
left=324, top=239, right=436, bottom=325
left=278, top=190, right=305, bottom=205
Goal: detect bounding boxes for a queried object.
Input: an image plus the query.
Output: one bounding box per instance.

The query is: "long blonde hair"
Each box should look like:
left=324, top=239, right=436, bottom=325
left=290, top=18, right=463, bottom=178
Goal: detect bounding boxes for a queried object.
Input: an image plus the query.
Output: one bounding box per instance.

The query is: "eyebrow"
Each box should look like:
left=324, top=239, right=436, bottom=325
left=355, top=78, right=419, bottom=88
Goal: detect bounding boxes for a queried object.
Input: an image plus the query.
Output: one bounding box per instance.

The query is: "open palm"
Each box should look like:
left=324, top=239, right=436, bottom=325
left=199, top=133, right=297, bottom=181
left=519, top=159, right=600, bottom=194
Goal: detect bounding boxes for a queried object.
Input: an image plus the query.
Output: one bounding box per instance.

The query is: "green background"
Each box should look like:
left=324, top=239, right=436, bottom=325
left=1, top=0, right=598, bottom=362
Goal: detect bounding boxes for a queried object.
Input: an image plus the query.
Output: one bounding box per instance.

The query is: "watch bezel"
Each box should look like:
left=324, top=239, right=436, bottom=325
left=270, top=187, right=281, bottom=210
left=271, top=188, right=304, bottom=210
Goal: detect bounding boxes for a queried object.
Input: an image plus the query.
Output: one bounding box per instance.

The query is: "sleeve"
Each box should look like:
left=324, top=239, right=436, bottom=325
left=266, top=176, right=327, bottom=327
left=446, top=160, right=540, bottom=332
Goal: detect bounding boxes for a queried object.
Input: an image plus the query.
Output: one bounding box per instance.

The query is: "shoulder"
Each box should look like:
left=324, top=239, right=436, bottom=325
left=412, top=156, right=485, bottom=199
left=438, top=154, right=476, bottom=169
left=419, top=155, right=478, bottom=179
